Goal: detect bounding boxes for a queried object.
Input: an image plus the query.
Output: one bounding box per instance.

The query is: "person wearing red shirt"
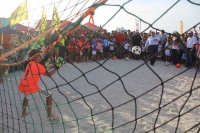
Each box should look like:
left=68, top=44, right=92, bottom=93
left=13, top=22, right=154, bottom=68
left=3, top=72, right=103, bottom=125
left=67, top=36, right=75, bottom=62
left=75, top=38, right=83, bottom=63
left=18, top=49, right=64, bottom=122
left=96, top=38, right=103, bottom=61
left=115, top=32, right=125, bottom=59
left=83, top=37, right=90, bottom=62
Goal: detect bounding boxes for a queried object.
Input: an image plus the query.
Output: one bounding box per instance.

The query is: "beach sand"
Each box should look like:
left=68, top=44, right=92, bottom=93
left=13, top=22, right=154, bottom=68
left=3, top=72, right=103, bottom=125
left=0, top=59, right=200, bottom=133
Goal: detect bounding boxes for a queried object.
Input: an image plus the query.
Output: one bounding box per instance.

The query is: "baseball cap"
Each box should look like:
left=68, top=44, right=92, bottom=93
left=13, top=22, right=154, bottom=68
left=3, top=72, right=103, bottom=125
left=188, top=30, right=193, bottom=34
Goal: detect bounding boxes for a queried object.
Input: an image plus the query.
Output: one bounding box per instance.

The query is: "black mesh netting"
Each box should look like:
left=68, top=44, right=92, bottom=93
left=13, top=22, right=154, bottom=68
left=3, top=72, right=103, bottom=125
left=0, top=0, right=200, bottom=133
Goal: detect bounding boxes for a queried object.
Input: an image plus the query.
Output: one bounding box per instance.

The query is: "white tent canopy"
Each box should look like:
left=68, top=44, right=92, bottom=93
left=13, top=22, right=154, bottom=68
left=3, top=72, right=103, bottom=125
left=116, top=27, right=127, bottom=32
left=120, top=27, right=127, bottom=32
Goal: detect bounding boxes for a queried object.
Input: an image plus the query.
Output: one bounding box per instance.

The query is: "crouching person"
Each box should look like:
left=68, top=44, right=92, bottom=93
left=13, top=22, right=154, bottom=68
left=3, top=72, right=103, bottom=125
left=18, top=49, right=64, bottom=122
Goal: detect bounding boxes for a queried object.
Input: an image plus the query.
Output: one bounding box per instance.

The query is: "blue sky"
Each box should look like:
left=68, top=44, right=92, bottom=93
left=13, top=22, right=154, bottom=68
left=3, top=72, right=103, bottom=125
left=0, top=0, right=199, bottom=33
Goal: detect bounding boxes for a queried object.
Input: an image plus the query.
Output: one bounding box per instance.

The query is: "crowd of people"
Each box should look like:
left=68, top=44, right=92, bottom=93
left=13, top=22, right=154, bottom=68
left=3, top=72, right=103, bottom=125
left=38, top=26, right=199, bottom=68
left=6, top=25, right=200, bottom=69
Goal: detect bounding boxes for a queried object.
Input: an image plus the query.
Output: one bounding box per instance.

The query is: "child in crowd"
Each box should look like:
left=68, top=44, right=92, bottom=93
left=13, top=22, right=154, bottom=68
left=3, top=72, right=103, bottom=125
left=165, top=36, right=172, bottom=66
left=78, top=38, right=83, bottom=63
left=141, top=43, right=146, bottom=60
left=91, top=37, right=97, bottom=62
left=123, top=40, right=130, bottom=61
left=128, top=40, right=132, bottom=59
left=83, top=37, right=90, bottom=62
left=192, top=41, right=199, bottom=66
left=67, top=36, right=75, bottom=62
left=103, top=37, right=110, bottom=59
left=109, top=37, right=115, bottom=57
left=18, top=49, right=64, bottom=122
left=75, top=38, right=83, bottom=63
left=96, top=38, right=103, bottom=61
left=179, top=41, right=187, bottom=64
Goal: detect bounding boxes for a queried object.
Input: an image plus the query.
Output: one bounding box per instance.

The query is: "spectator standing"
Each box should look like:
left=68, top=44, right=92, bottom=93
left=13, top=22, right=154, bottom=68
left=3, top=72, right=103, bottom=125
left=132, top=30, right=142, bottom=60
left=160, top=30, right=167, bottom=61
left=145, top=31, right=160, bottom=66
left=115, top=32, right=124, bottom=59
left=171, top=31, right=181, bottom=65
left=165, top=36, right=172, bottom=65
left=186, top=31, right=198, bottom=67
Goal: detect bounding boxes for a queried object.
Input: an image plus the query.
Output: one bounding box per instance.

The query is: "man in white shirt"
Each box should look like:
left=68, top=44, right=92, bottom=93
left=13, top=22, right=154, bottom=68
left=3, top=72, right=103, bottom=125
left=186, top=31, right=198, bottom=67
left=145, top=31, right=160, bottom=66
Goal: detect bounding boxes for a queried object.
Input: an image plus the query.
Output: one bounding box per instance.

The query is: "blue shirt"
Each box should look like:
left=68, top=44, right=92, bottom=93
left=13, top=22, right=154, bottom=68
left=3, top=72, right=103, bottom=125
left=103, top=39, right=109, bottom=48
left=91, top=40, right=96, bottom=51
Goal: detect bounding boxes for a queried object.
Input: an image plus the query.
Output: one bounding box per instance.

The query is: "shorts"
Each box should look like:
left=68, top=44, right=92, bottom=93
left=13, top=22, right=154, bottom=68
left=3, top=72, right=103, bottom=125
left=80, top=51, right=83, bottom=56
left=124, top=49, right=129, bottom=54
left=74, top=52, right=80, bottom=56
left=83, top=48, right=90, bottom=56
left=165, top=49, right=170, bottom=56
left=92, top=51, right=96, bottom=55
left=24, top=87, right=51, bottom=99
left=103, top=48, right=109, bottom=52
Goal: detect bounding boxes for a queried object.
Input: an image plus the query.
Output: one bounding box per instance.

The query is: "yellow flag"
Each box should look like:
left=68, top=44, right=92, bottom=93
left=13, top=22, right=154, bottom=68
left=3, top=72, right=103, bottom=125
left=10, top=1, right=28, bottom=27
left=40, top=8, right=48, bottom=33
left=180, top=21, right=183, bottom=35
left=0, top=32, right=3, bottom=45
left=52, top=4, right=60, bottom=30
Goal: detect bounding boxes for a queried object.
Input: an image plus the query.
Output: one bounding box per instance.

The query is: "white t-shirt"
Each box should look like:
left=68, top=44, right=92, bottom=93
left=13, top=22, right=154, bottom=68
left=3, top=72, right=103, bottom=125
left=165, top=42, right=171, bottom=56
left=124, top=43, right=130, bottom=50
left=187, top=35, right=197, bottom=48
left=145, top=35, right=160, bottom=47
left=172, top=42, right=179, bottom=49
left=109, top=41, right=115, bottom=50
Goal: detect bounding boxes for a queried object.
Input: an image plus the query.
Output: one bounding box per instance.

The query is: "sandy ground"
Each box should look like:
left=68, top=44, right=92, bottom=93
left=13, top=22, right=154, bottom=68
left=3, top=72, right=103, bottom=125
left=0, top=59, right=200, bottom=133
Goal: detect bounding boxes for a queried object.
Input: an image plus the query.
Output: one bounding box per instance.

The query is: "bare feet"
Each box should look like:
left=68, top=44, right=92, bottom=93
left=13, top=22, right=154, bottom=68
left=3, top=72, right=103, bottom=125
left=48, top=115, right=59, bottom=122
left=21, top=112, right=30, bottom=118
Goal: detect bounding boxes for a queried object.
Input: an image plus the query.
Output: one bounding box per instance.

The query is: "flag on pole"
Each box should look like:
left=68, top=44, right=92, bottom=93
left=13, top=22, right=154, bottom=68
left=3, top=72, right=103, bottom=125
left=10, top=1, right=28, bottom=27
left=40, top=8, right=48, bottom=33
left=0, top=32, right=3, bottom=45
left=180, top=21, right=183, bottom=35
left=52, top=4, right=60, bottom=31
